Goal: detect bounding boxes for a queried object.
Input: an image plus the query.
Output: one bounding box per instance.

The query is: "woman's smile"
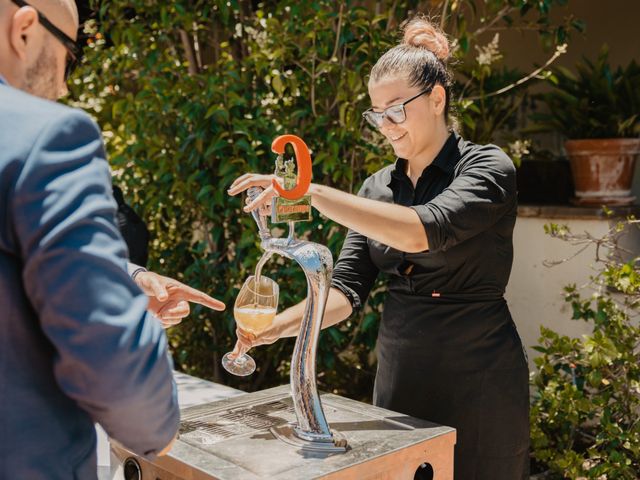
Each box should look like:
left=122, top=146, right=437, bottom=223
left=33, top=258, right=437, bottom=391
left=389, top=131, right=408, bottom=142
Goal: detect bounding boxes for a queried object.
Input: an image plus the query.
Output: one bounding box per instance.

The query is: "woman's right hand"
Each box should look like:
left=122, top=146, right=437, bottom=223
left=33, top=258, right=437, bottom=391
left=227, top=173, right=281, bottom=214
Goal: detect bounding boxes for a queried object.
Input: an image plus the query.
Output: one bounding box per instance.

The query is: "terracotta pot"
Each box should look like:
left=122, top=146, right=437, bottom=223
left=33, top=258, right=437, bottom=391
left=565, top=138, right=640, bottom=206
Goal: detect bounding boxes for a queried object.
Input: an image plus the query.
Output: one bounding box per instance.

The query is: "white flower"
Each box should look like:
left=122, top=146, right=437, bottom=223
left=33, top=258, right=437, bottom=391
left=476, top=33, right=502, bottom=66
left=506, top=139, right=531, bottom=167
left=508, top=139, right=531, bottom=158
left=449, top=38, right=460, bottom=56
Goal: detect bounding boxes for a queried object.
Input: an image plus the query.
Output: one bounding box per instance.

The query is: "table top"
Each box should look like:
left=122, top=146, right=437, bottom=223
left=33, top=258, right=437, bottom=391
left=114, top=385, right=456, bottom=480
left=98, top=371, right=244, bottom=479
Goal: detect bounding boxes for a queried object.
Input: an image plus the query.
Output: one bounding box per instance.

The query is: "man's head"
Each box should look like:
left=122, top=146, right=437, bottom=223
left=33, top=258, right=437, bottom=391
left=0, top=0, right=79, bottom=100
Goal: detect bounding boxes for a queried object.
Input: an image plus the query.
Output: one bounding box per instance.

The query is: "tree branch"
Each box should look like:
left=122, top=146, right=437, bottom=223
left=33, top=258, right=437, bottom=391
left=439, top=0, right=450, bottom=31
left=331, top=1, right=344, bottom=60
left=385, top=0, right=399, bottom=34
left=473, top=5, right=515, bottom=38
left=464, top=44, right=567, bottom=101
left=179, top=28, right=199, bottom=75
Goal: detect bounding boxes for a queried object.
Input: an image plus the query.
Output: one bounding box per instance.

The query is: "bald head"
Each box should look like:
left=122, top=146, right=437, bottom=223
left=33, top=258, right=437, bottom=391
left=25, top=0, right=79, bottom=40
left=0, top=0, right=79, bottom=99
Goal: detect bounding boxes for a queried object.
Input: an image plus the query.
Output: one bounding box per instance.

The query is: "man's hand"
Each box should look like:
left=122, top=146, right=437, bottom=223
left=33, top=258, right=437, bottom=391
left=134, top=271, right=225, bottom=328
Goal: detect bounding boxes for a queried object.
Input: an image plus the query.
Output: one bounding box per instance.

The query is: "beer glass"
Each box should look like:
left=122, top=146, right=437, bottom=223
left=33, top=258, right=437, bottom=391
left=222, top=275, right=278, bottom=376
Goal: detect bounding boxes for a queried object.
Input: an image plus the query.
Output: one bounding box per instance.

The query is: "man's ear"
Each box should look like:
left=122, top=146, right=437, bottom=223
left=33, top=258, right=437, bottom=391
left=431, top=84, right=447, bottom=117
left=9, top=5, right=39, bottom=60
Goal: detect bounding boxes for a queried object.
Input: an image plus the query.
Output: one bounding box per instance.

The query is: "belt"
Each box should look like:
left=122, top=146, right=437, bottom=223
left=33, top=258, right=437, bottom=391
left=388, top=287, right=505, bottom=304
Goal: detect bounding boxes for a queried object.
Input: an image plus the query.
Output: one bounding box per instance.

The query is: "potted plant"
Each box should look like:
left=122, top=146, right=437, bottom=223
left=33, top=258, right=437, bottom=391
left=530, top=48, right=640, bottom=205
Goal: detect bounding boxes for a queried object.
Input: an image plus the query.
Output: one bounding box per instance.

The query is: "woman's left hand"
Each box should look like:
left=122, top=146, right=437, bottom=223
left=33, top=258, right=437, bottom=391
left=227, top=173, right=280, bottom=213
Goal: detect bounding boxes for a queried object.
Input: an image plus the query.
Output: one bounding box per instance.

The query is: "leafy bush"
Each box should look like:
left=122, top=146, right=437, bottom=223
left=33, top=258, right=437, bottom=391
left=70, top=0, right=579, bottom=398
left=529, top=47, right=640, bottom=139
left=457, top=64, right=529, bottom=154
left=530, top=220, right=640, bottom=478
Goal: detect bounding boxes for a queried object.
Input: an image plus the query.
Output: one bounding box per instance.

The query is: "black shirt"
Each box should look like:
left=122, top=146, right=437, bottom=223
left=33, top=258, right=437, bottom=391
left=331, top=132, right=517, bottom=309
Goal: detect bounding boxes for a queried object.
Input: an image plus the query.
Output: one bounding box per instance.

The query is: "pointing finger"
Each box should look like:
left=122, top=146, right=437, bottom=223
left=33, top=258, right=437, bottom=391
left=168, top=284, right=226, bottom=311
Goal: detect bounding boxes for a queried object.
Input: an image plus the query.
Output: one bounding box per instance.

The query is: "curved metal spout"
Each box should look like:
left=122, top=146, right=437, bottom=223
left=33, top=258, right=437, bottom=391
left=246, top=188, right=344, bottom=450
left=284, top=241, right=333, bottom=440
left=256, top=238, right=334, bottom=441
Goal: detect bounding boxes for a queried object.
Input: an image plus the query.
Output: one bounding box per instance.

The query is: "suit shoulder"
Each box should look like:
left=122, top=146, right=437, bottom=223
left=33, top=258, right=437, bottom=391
left=0, top=84, right=100, bottom=155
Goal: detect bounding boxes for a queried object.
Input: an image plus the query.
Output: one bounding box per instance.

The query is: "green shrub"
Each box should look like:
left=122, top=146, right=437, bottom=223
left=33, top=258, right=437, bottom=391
left=531, top=220, right=640, bottom=478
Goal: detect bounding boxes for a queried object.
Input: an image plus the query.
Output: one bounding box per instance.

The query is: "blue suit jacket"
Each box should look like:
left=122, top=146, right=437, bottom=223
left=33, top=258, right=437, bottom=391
left=0, top=79, right=179, bottom=479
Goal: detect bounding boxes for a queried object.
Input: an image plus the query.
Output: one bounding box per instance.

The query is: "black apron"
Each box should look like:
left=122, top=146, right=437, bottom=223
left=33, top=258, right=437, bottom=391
left=374, top=291, right=529, bottom=479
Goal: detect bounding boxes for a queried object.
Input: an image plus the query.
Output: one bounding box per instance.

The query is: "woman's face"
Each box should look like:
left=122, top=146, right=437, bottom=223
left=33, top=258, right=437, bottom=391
left=367, top=76, right=445, bottom=161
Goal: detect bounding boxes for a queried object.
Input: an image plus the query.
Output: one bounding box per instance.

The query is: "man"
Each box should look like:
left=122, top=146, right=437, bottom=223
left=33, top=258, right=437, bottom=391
left=0, top=0, right=224, bottom=478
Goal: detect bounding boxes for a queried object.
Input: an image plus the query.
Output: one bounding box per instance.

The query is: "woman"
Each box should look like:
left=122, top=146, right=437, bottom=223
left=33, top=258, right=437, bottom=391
left=228, top=15, right=529, bottom=479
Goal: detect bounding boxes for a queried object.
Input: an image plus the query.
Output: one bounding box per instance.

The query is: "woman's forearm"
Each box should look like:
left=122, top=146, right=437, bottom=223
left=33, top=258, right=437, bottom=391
left=308, top=183, right=429, bottom=253
left=276, top=287, right=354, bottom=338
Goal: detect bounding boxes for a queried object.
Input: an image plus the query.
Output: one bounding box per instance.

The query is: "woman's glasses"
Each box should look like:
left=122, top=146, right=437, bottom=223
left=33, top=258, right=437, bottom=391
left=362, top=87, right=433, bottom=129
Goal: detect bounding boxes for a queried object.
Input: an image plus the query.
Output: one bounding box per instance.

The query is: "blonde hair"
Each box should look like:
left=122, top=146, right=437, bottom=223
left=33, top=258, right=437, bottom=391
left=403, top=15, right=450, bottom=61
left=370, top=15, right=453, bottom=121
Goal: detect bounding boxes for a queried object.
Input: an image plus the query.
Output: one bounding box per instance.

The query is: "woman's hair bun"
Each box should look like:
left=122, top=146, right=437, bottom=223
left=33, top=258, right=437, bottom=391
left=402, top=15, right=450, bottom=62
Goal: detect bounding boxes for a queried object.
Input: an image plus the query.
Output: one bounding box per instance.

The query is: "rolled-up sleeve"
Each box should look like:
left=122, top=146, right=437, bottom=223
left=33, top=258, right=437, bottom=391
left=411, top=146, right=516, bottom=252
left=331, top=181, right=380, bottom=311
left=12, top=110, right=179, bottom=458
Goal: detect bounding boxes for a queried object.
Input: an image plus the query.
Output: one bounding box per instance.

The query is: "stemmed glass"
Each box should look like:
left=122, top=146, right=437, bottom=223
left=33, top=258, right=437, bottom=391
left=222, top=275, right=279, bottom=376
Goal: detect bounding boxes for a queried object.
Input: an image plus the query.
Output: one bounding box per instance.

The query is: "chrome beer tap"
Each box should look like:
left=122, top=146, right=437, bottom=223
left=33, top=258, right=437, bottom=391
left=246, top=135, right=347, bottom=453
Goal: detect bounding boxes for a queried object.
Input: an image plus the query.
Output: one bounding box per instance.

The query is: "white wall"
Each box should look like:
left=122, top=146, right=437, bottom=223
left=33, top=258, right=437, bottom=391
left=505, top=213, right=638, bottom=370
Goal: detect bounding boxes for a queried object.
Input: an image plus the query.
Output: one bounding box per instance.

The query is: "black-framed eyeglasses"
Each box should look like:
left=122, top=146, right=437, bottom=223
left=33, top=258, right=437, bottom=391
left=362, top=86, right=433, bottom=129
left=10, top=0, right=80, bottom=80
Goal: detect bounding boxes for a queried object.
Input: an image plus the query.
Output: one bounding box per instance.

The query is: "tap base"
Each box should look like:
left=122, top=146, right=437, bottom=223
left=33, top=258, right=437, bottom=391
left=270, top=424, right=348, bottom=453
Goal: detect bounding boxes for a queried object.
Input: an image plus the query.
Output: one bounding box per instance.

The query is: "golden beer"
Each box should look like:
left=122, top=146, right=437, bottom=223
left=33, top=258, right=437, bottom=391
left=234, top=305, right=276, bottom=335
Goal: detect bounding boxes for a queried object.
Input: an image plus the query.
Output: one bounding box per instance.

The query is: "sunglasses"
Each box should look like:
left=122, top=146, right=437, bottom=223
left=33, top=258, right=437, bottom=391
left=362, top=87, right=433, bottom=129
left=10, top=0, right=81, bottom=80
